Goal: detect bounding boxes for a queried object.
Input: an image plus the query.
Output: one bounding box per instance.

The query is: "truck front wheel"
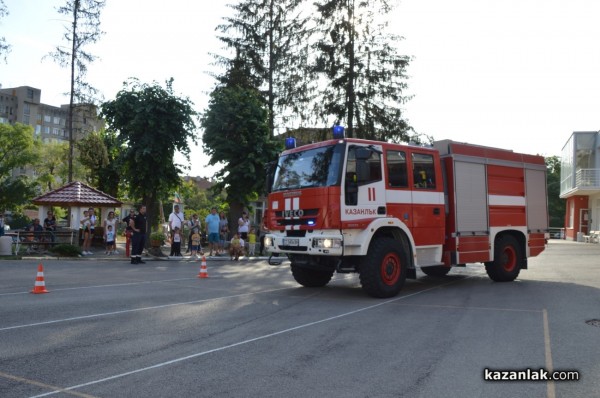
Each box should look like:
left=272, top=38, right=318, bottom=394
left=291, top=264, right=334, bottom=287
left=359, top=238, right=409, bottom=298
left=485, top=235, right=522, bottom=282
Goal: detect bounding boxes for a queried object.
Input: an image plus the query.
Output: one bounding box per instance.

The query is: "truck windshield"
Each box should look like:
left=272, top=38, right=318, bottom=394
left=272, top=144, right=344, bottom=191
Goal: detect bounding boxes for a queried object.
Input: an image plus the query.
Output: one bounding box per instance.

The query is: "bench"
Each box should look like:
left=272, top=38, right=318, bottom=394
left=7, top=230, right=78, bottom=255
left=583, top=231, right=599, bottom=243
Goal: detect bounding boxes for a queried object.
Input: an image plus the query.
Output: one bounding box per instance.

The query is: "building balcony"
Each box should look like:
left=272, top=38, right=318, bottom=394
left=561, top=168, right=600, bottom=198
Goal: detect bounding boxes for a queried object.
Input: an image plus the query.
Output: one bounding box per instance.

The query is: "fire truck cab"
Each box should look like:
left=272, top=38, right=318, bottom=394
left=264, top=130, right=548, bottom=298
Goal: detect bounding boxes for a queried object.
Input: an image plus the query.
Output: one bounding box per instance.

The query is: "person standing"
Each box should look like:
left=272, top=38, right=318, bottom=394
left=238, top=211, right=250, bottom=240
left=80, top=210, right=92, bottom=255
left=103, top=211, right=118, bottom=254
left=0, top=213, right=4, bottom=237
left=168, top=205, right=184, bottom=239
left=247, top=227, right=256, bottom=256
left=129, top=205, right=147, bottom=264
left=218, top=211, right=229, bottom=255
left=122, top=209, right=135, bottom=256
left=205, top=207, right=220, bottom=256
left=170, top=227, right=183, bottom=257
left=186, top=214, right=201, bottom=254
left=88, top=207, right=97, bottom=241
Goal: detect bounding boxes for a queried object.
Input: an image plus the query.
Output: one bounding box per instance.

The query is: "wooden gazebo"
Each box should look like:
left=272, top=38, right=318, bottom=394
left=31, top=181, right=123, bottom=229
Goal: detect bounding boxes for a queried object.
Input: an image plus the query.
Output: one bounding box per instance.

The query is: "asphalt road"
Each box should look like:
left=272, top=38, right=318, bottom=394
left=0, top=240, right=599, bottom=398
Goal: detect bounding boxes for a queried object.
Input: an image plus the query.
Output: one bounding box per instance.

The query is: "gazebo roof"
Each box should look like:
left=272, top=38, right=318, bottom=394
left=32, top=181, right=122, bottom=207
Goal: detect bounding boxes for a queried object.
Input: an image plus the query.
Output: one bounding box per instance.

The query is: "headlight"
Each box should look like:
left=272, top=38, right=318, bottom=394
left=312, top=238, right=342, bottom=249
left=264, top=236, right=273, bottom=247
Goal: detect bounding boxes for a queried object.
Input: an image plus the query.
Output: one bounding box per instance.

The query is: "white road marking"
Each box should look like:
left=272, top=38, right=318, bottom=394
left=29, top=279, right=467, bottom=397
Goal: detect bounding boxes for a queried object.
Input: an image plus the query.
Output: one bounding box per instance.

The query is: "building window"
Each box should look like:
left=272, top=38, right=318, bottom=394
left=53, top=128, right=59, bottom=135
left=27, top=88, right=34, bottom=99
left=23, top=115, right=30, bottom=125
left=35, top=125, right=41, bottom=135
left=53, top=116, right=60, bottom=124
left=43, top=126, right=50, bottom=134
left=23, top=103, right=31, bottom=115
left=44, top=115, right=51, bottom=123
left=36, top=114, right=42, bottom=122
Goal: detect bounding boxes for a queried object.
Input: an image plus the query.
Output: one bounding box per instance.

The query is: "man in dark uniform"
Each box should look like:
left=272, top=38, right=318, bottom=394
left=129, top=205, right=147, bottom=264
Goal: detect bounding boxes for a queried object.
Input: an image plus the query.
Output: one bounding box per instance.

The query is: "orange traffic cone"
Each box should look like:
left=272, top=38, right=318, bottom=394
left=198, top=256, right=209, bottom=279
left=31, top=263, right=49, bottom=294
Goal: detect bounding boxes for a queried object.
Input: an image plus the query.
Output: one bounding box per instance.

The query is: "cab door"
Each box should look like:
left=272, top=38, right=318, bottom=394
left=341, top=144, right=386, bottom=223
left=409, top=150, right=445, bottom=246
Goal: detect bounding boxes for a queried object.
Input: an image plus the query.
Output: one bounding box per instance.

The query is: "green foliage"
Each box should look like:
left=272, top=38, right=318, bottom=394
left=217, top=0, right=311, bottom=135
left=0, top=123, right=38, bottom=210
left=149, top=231, right=165, bottom=244
left=49, top=244, right=81, bottom=257
left=312, top=0, right=414, bottom=142
left=101, top=78, right=198, bottom=231
left=5, top=212, right=31, bottom=230
left=546, top=155, right=565, bottom=227
left=96, top=129, right=123, bottom=198
left=0, top=0, right=11, bottom=62
left=33, top=140, right=70, bottom=192
left=201, top=83, right=282, bottom=211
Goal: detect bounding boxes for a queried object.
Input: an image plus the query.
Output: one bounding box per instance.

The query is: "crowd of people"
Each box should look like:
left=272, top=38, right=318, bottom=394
left=69, top=205, right=268, bottom=263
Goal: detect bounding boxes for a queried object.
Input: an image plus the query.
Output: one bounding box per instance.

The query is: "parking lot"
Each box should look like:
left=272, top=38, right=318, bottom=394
left=0, top=240, right=599, bottom=398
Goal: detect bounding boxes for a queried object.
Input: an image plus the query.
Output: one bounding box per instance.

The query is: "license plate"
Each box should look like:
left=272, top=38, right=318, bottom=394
left=283, top=238, right=299, bottom=246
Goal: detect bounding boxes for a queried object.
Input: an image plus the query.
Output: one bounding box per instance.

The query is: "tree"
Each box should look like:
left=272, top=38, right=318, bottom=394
left=0, top=123, right=38, bottom=210
left=46, top=0, right=106, bottom=182
left=216, top=0, right=312, bottom=135
left=546, top=155, right=565, bottom=227
left=77, top=131, right=108, bottom=186
left=32, top=140, right=70, bottom=192
left=0, top=0, right=11, bottom=62
left=201, top=62, right=281, bottom=225
left=311, top=0, right=414, bottom=142
left=101, top=79, right=198, bottom=237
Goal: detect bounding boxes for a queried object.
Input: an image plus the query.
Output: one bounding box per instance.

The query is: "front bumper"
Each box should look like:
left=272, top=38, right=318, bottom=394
left=265, top=231, right=343, bottom=256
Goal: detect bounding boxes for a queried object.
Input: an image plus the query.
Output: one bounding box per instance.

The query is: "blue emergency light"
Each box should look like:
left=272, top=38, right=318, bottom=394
left=285, top=137, right=297, bottom=149
left=333, top=125, right=345, bottom=139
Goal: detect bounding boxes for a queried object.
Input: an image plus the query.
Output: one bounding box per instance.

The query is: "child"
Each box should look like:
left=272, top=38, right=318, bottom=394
left=190, top=227, right=203, bottom=259
left=247, top=227, right=256, bottom=256
left=229, top=232, right=244, bottom=261
left=105, top=224, right=116, bottom=255
left=170, top=226, right=182, bottom=257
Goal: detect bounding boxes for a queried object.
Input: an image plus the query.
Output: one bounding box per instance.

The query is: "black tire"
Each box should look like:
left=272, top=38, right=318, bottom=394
left=421, top=266, right=451, bottom=277
left=485, top=235, right=522, bottom=282
left=359, top=237, right=409, bottom=298
left=291, top=264, right=334, bottom=287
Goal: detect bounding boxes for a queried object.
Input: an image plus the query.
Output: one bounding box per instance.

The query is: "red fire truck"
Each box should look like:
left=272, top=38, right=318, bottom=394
left=263, top=128, right=548, bottom=298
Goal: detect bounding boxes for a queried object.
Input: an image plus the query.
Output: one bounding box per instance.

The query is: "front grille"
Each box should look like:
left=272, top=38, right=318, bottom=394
left=274, top=208, right=319, bottom=217
left=285, top=230, right=306, bottom=237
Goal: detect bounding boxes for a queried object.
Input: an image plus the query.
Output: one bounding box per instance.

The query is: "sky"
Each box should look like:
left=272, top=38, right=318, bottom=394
left=1, top=0, right=599, bottom=178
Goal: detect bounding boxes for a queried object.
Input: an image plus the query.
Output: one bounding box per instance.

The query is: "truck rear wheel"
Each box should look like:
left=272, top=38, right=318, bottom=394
left=485, top=235, right=522, bottom=282
left=359, top=237, right=408, bottom=298
left=291, top=264, right=334, bottom=287
left=421, top=266, right=451, bottom=277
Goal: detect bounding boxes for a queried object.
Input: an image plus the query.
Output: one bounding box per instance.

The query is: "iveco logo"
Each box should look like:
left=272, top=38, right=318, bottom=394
left=283, top=209, right=304, bottom=217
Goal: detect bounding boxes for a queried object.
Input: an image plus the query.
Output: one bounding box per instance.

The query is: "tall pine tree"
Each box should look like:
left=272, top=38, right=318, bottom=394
left=312, top=0, right=414, bottom=142
left=46, top=0, right=106, bottom=182
left=216, top=0, right=311, bottom=135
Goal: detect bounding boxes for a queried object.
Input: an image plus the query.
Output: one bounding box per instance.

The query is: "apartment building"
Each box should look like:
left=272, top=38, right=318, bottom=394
left=0, top=85, right=103, bottom=177
left=560, top=131, right=600, bottom=239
